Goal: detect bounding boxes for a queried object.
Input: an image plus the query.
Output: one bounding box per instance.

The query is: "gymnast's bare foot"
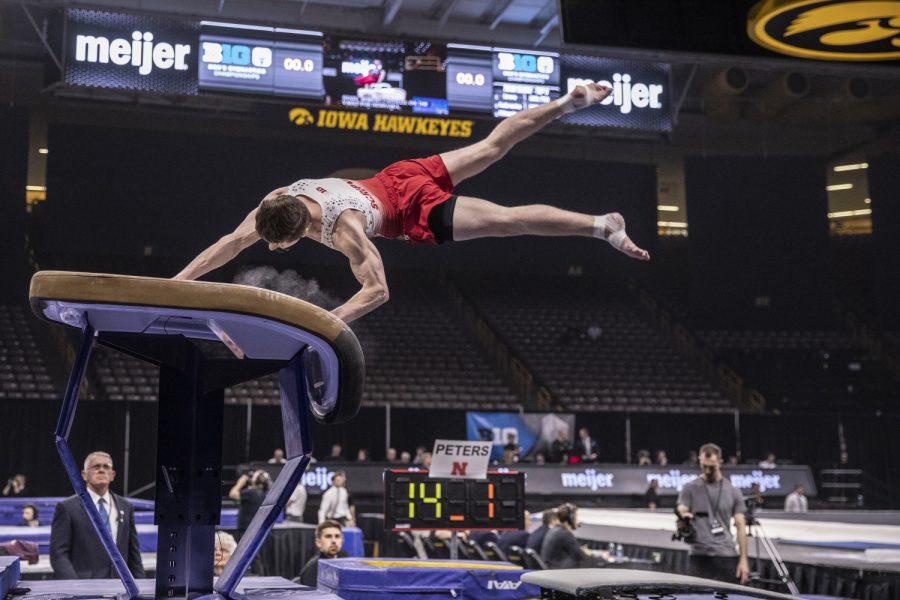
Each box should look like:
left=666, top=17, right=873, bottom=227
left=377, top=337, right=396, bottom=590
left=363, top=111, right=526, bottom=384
left=601, top=212, right=650, bottom=261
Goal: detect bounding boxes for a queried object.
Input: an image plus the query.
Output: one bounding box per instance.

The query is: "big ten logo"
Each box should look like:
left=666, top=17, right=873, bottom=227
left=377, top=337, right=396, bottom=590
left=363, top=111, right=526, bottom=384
left=496, top=52, right=555, bottom=75
left=201, top=41, right=272, bottom=68
left=74, top=31, right=191, bottom=75
left=288, top=108, right=315, bottom=125
left=492, top=427, right=518, bottom=445
left=568, top=74, right=664, bottom=114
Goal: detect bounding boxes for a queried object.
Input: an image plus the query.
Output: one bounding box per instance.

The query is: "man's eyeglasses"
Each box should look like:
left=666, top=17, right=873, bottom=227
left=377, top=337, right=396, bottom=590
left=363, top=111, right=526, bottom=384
left=87, top=463, right=114, bottom=472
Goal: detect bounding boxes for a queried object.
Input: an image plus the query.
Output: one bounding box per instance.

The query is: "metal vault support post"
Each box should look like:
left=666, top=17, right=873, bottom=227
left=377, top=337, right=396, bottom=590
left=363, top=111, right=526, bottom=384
left=154, top=345, right=225, bottom=599
left=54, top=324, right=141, bottom=599
left=215, top=353, right=314, bottom=598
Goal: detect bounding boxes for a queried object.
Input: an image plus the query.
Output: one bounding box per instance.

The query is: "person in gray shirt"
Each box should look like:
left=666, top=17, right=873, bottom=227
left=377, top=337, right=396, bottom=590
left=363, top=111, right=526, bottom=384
left=676, top=442, right=750, bottom=584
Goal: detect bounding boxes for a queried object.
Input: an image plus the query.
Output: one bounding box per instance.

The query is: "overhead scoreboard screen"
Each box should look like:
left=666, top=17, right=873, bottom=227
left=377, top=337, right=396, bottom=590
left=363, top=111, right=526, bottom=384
left=64, top=12, right=671, bottom=132
left=198, top=22, right=324, bottom=98
left=384, top=469, right=525, bottom=531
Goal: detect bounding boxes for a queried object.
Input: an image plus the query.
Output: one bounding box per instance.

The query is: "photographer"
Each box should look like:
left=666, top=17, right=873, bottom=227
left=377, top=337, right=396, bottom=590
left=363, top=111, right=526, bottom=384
left=229, top=469, right=272, bottom=539
left=676, top=443, right=750, bottom=584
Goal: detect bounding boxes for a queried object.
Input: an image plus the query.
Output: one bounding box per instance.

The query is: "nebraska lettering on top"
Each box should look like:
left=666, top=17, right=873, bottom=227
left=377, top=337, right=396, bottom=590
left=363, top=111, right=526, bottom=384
left=434, top=443, right=491, bottom=457
left=75, top=31, right=191, bottom=75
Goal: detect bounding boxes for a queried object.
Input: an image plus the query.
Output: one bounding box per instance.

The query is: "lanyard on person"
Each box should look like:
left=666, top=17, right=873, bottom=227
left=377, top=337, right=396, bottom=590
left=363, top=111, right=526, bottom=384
left=703, top=478, right=726, bottom=534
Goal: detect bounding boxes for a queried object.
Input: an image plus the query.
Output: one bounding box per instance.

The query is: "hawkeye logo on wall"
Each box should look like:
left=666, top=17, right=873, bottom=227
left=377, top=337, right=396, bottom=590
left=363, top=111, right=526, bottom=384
left=288, top=107, right=474, bottom=138
left=748, top=0, right=900, bottom=61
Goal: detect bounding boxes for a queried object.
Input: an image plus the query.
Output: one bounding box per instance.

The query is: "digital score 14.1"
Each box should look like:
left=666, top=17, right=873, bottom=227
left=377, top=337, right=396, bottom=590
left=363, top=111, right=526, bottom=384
left=384, top=470, right=525, bottom=531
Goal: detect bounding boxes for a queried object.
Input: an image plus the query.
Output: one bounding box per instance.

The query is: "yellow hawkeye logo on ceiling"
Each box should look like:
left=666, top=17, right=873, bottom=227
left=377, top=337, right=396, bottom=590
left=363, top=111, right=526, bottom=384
left=288, top=107, right=474, bottom=138
left=748, top=0, right=900, bottom=61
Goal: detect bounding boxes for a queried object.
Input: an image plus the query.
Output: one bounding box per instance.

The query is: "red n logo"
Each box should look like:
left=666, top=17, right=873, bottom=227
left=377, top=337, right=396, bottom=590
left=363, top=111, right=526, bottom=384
left=451, top=462, right=468, bottom=476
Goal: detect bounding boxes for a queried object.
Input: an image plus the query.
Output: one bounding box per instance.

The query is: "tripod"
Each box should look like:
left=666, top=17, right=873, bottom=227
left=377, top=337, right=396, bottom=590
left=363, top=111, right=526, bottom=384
left=747, top=515, right=800, bottom=595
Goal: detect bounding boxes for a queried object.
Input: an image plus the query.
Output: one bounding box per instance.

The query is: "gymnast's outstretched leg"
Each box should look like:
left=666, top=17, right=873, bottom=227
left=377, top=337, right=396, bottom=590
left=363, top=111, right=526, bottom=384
left=452, top=197, right=650, bottom=260
left=438, top=82, right=649, bottom=260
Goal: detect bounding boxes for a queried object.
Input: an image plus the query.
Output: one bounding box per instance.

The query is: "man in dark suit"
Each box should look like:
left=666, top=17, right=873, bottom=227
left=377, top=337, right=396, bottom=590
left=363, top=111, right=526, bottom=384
left=50, top=451, right=145, bottom=579
left=573, top=428, right=598, bottom=463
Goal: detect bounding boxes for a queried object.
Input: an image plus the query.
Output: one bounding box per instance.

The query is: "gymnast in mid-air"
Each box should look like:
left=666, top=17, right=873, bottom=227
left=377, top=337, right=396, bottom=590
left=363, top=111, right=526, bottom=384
left=175, top=83, right=650, bottom=322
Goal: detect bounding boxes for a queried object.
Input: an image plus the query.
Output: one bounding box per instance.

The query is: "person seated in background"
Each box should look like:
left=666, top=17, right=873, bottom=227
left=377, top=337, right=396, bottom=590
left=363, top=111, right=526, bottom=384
left=502, top=433, right=521, bottom=464
left=637, top=449, right=652, bottom=466
left=551, top=430, right=572, bottom=464
left=497, top=511, right=531, bottom=554
left=267, top=449, right=286, bottom=464
left=468, top=528, right=499, bottom=548
left=229, top=469, right=272, bottom=539
left=356, top=448, right=370, bottom=462
left=758, top=452, right=777, bottom=468
left=399, top=451, right=412, bottom=464
left=299, top=520, right=348, bottom=587
left=527, top=509, right=559, bottom=553
left=214, top=531, right=237, bottom=577
left=318, top=471, right=355, bottom=526
left=655, top=450, right=668, bottom=466
left=321, top=444, right=344, bottom=462
left=421, top=452, right=433, bottom=469
left=385, top=447, right=398, bottom=462
left=2, top=474, right=27, bottom=497
left=21, top=504, right=39, bottom=527
left=540, top=503, right=594, bottom=569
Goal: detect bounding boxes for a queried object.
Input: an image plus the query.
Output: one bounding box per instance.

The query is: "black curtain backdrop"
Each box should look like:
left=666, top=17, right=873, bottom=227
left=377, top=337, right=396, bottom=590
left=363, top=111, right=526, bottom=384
left=0, top=107, right=28, bottom=303
left=3, top=398, right=897, bottom=501
left=869, top=154, right=900, bottom=330
left=41, top=123, right=657, bottom=278
left=685, top=156, right=831, bottom=329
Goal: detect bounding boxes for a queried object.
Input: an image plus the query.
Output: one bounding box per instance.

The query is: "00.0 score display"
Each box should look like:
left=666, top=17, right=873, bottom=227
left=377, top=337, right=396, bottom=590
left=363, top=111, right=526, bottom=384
left=455, top=71, right=486, bottom=86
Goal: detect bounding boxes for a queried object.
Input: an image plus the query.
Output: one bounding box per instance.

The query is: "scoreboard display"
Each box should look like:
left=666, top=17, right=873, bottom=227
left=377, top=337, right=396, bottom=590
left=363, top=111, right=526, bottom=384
left=61, top=12, right=671, bottom=132
left=198, top=24, right=325, bottom=98
left=384, top=470, right=525, bottom=531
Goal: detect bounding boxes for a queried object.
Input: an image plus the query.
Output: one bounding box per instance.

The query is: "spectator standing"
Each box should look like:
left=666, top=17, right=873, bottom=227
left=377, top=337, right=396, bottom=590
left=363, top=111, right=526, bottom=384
left=318, top=471, right=354, bottom=526
left=574, top=428, right=598, bottom=463
left=784, top=485, right=808, bottom=513
left=285, top=480, right=308, bottom=522
left=267, top=449, right=286, bottom=464
left=49, top=452, right=144, bottom=579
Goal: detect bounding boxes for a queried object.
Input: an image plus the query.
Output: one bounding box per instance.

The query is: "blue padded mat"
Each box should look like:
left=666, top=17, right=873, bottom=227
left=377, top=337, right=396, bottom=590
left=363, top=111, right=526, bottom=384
left=781, top=539, right=900, bottom=551
left=13, top=577, right=340, bottom=599
left=318, top=557, right=540, bottom=600
left=0, top=556, right=20, bottom=599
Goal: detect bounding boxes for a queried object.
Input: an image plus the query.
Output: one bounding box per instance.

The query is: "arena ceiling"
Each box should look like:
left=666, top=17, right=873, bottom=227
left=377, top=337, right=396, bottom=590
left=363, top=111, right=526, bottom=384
left=2, top=0, right=900, bottom=156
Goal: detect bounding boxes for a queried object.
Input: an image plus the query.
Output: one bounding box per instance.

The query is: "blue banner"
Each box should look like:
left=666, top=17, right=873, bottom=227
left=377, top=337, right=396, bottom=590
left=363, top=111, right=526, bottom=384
left=466, top=412, right=574, bottom=461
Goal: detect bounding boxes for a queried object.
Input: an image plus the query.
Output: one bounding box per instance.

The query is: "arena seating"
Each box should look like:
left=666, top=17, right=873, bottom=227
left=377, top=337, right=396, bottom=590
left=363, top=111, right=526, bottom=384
left=83, top=269, right=518, bottom=410
left=456, top=273, right=733, bottom=413
left=353, top=270, right=520, bottom=410
left=0, top=305, right=58, bottom=401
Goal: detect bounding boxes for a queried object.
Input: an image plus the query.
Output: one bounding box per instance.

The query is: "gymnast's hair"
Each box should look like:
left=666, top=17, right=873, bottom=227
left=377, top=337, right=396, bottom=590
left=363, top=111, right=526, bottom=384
left=256, top=194, right=311, bottom=243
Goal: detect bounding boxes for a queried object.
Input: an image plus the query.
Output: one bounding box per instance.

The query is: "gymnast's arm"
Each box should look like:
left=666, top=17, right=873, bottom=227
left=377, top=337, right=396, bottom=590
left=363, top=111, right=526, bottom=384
left=331, top=215, right=389, bottom=323
left=174, top=208, right=261, bottom=281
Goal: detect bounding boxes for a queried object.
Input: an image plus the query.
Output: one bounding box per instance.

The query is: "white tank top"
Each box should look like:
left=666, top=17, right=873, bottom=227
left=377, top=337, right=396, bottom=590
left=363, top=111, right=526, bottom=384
left=286, top=178, right=382, bottom=249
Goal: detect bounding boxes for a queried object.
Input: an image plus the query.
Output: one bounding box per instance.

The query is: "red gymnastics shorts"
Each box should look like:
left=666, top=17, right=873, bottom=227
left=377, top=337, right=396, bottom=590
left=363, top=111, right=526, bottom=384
left=360, top=155, right=456, bottom=245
